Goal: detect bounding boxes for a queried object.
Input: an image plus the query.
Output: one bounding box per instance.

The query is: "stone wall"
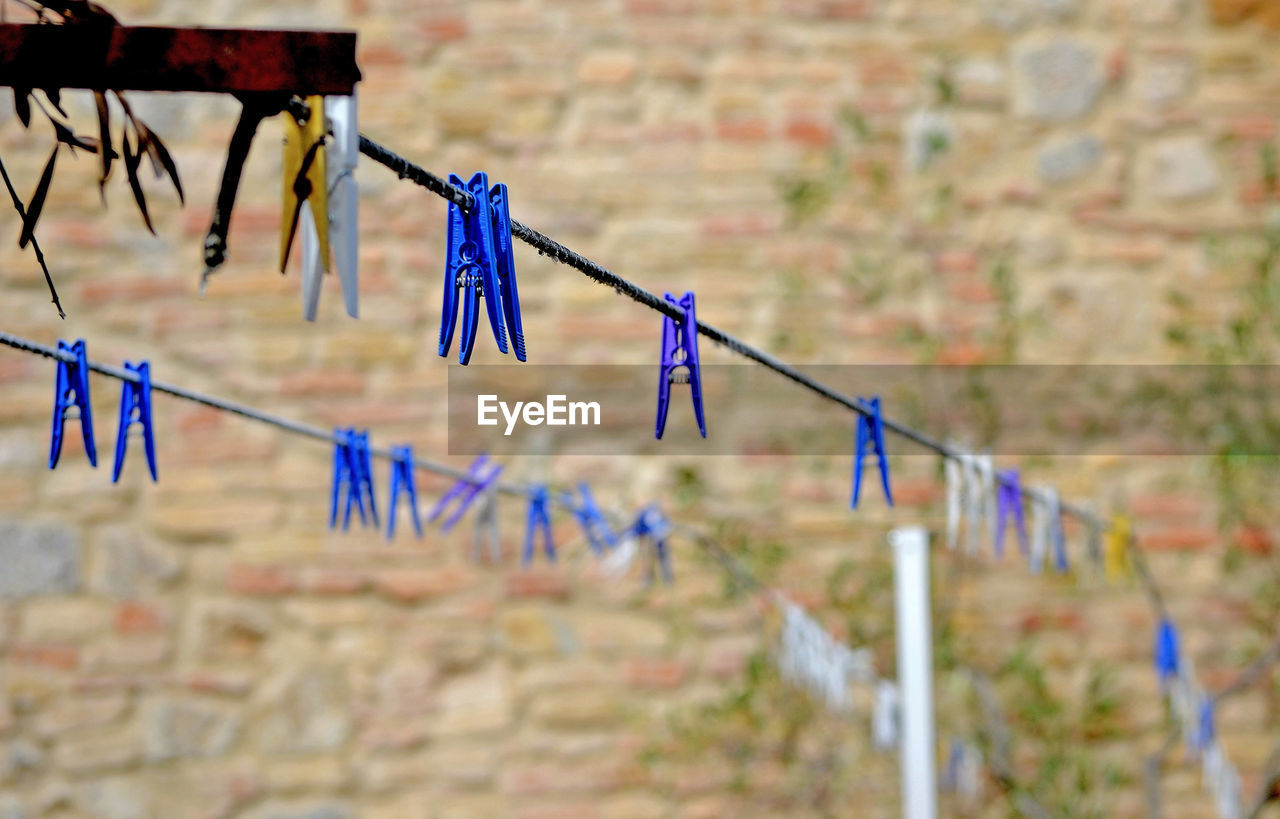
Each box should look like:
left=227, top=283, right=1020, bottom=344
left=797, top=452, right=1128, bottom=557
left=0, top=0, right=1278, bottom=816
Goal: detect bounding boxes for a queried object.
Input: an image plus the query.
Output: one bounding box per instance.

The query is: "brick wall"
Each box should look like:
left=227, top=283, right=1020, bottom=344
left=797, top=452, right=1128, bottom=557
left=0, top=0, right=1277, bottom=816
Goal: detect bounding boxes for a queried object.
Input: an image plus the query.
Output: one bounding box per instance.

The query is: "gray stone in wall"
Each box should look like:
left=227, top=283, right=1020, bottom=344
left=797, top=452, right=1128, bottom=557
left=1037, top=135, right=1103, bottom=182
left=0, top=523, right=80, bottom=599
left=1014, top=37, right=1103, bottom=121
left=244, top=804, right=352, bottom=819
left=981, top=0, right=1078, bottom=29
left=142, top=700, right=241, bottom=761
left=1147, top=136, right=1220, bottom=200
left=76, top=779, right=149, bottom=819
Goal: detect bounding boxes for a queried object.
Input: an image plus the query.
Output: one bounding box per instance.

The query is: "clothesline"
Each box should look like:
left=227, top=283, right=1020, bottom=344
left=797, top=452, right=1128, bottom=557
left=3, top=319, right=1272, bottom=811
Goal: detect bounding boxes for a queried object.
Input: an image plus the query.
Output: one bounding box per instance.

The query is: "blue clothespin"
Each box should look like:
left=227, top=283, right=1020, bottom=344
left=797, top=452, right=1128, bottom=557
left=632, top=505, right=673, bottom=584
left=488, top=181, right=526, bottom=361
left=49, top=339, right=97, bottom=470
left=523, top=485, right=554, bottom=566
left=994, top=470, right=1028, bottom=558
left=112, top=361, right=156, bottom=483
left=1154, top=618, right=1180, bottom=683
left=386, top=444, right=422, bottom=540
left=428, top=455, right=504, bottom=531
left=655, top=291, right=706, bottom=439
left=851, top=396, right=892, bottom=509
left=439, top=172, right=525, bottom=364
left=563, top=483, right=617, bottom=556
left=330, top=427, right=377, bottom=530
left=1196, top=697, right=1215, bottom=751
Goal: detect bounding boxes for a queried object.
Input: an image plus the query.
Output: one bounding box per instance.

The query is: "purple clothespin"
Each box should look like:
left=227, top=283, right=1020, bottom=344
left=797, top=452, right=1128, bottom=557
left=112, top=361, right=157, bottom=483
left=428, top=455, right=504, bottom=531
left=632, top=504, right=673, bottom=584
left=851, top=396, right=892, bottom=509
left=330, top=427, right=377, bottom=530
left=563, top=483, right=616, bottom=556
left=386, top=444, right=422, bottom=540
left=1154, top=618, right=1180, bottom=683
left=49, top=339, right=97, bottom=470
left=994, top=469, right=1029, bottom=558
left=655, top=291, right=706, bottom=439
left=523, top=485, right=554, bottom=566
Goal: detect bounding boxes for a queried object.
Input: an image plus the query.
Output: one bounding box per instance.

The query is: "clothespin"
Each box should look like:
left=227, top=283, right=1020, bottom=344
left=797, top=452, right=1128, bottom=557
left=112, top=361, right=157, bottom=483
left=301, top=93, right=360, bottom=320
left=523, top=485, right=554, bottom=566
left=851, top=396, right=893, bottom=509
left=600, top=531, right=639, bottom=579
left=973, top=456, right=997, bottom=553
left=386, top=444, right=422, bottom=540
left=1086, top=514, right=1104, bottom=568
left=330, top=427, right=377, bottom=530
left=655, top=291, right=706, bottom=439
left=563, top=483, right=617, bottom=555
left=1029, top=490, right=1048, bottom=574
left=944, top=456, right=962, bottom=550
left=873, top=679, right=900, bottom=751
left=472, top=485, right=502, bottom=563
left=1155, top=618, right=1181, bottom=684
left=994, top=469, right=1029, bottom=559
left=633, top=505, right=673, bottom=584
left=280, top=95, right=328, bottom=275
left=49, top=339, right=97, bottom=470
left=943, top=739, right=982, bottom=798
left=439, top=172, right=526, bottom=365
left=1196, top=696, right=1215, bottom=753
left=428, top=455, right=504, bottom=531
left=1104, top=515, right=1134, bottom=582
left=1045, top=488, right=1067, bottom=572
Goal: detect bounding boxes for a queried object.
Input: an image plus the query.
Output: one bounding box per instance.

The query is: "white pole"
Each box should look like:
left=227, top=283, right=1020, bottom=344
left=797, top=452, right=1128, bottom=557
left=890, top=525, right=938, bottom=819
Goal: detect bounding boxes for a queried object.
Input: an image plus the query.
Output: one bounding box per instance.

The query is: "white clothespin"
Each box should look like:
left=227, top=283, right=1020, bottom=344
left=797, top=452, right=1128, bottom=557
left=601, top=532, right=639, bottom=580
left=1214, top=755, right=1243, bottom=819
left=1029, top=490, right=1048, bottom=574
left=970, top=455, right=997, bottom=555
left=945, top=455, right=962, bottom=550
left=956, top=741, right=983, bottom=802
left=301, top=93, right=360, bottom=320
left=1044, top=487, right=1067, bottom=572
left=873, top=679, right=900, bottom=750
left=943, top=739, right=984, bottom=802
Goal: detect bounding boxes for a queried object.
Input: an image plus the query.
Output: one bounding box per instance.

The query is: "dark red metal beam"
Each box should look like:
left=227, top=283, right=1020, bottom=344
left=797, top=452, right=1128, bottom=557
left=0, top=24, right=359, bottom=96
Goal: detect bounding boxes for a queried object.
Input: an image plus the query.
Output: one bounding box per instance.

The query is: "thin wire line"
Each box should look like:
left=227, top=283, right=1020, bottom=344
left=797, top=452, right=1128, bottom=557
left=346, top=121, right=1280, bottom=721
left=350, top=122, right=1092, bottom=524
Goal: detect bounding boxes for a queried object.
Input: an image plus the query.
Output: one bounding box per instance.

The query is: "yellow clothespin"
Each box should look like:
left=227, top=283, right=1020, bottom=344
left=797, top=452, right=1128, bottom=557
left=280, top=95, right=329, bottom=274
left=1104, top=515, right=1133, bottom=582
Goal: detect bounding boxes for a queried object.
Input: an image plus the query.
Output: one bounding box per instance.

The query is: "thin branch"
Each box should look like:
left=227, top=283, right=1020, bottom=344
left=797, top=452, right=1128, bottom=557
left=1143, top=729, right=1180, bottom=819
left=963, top=666, right=1054, bottom=819
left=1215, top=627, right=1280, bottom=702
left=1246, top=739, right=1280, bottom=819
left=0, top=150, right=63, bottom=318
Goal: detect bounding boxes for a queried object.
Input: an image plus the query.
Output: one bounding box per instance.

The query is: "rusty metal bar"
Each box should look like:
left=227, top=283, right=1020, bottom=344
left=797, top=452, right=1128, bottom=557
left=0, top=23, right=359, bottom=95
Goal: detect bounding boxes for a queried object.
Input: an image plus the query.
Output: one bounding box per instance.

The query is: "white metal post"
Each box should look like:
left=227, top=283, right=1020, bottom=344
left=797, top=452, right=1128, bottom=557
left=890, top=525, right=938, bottom=819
